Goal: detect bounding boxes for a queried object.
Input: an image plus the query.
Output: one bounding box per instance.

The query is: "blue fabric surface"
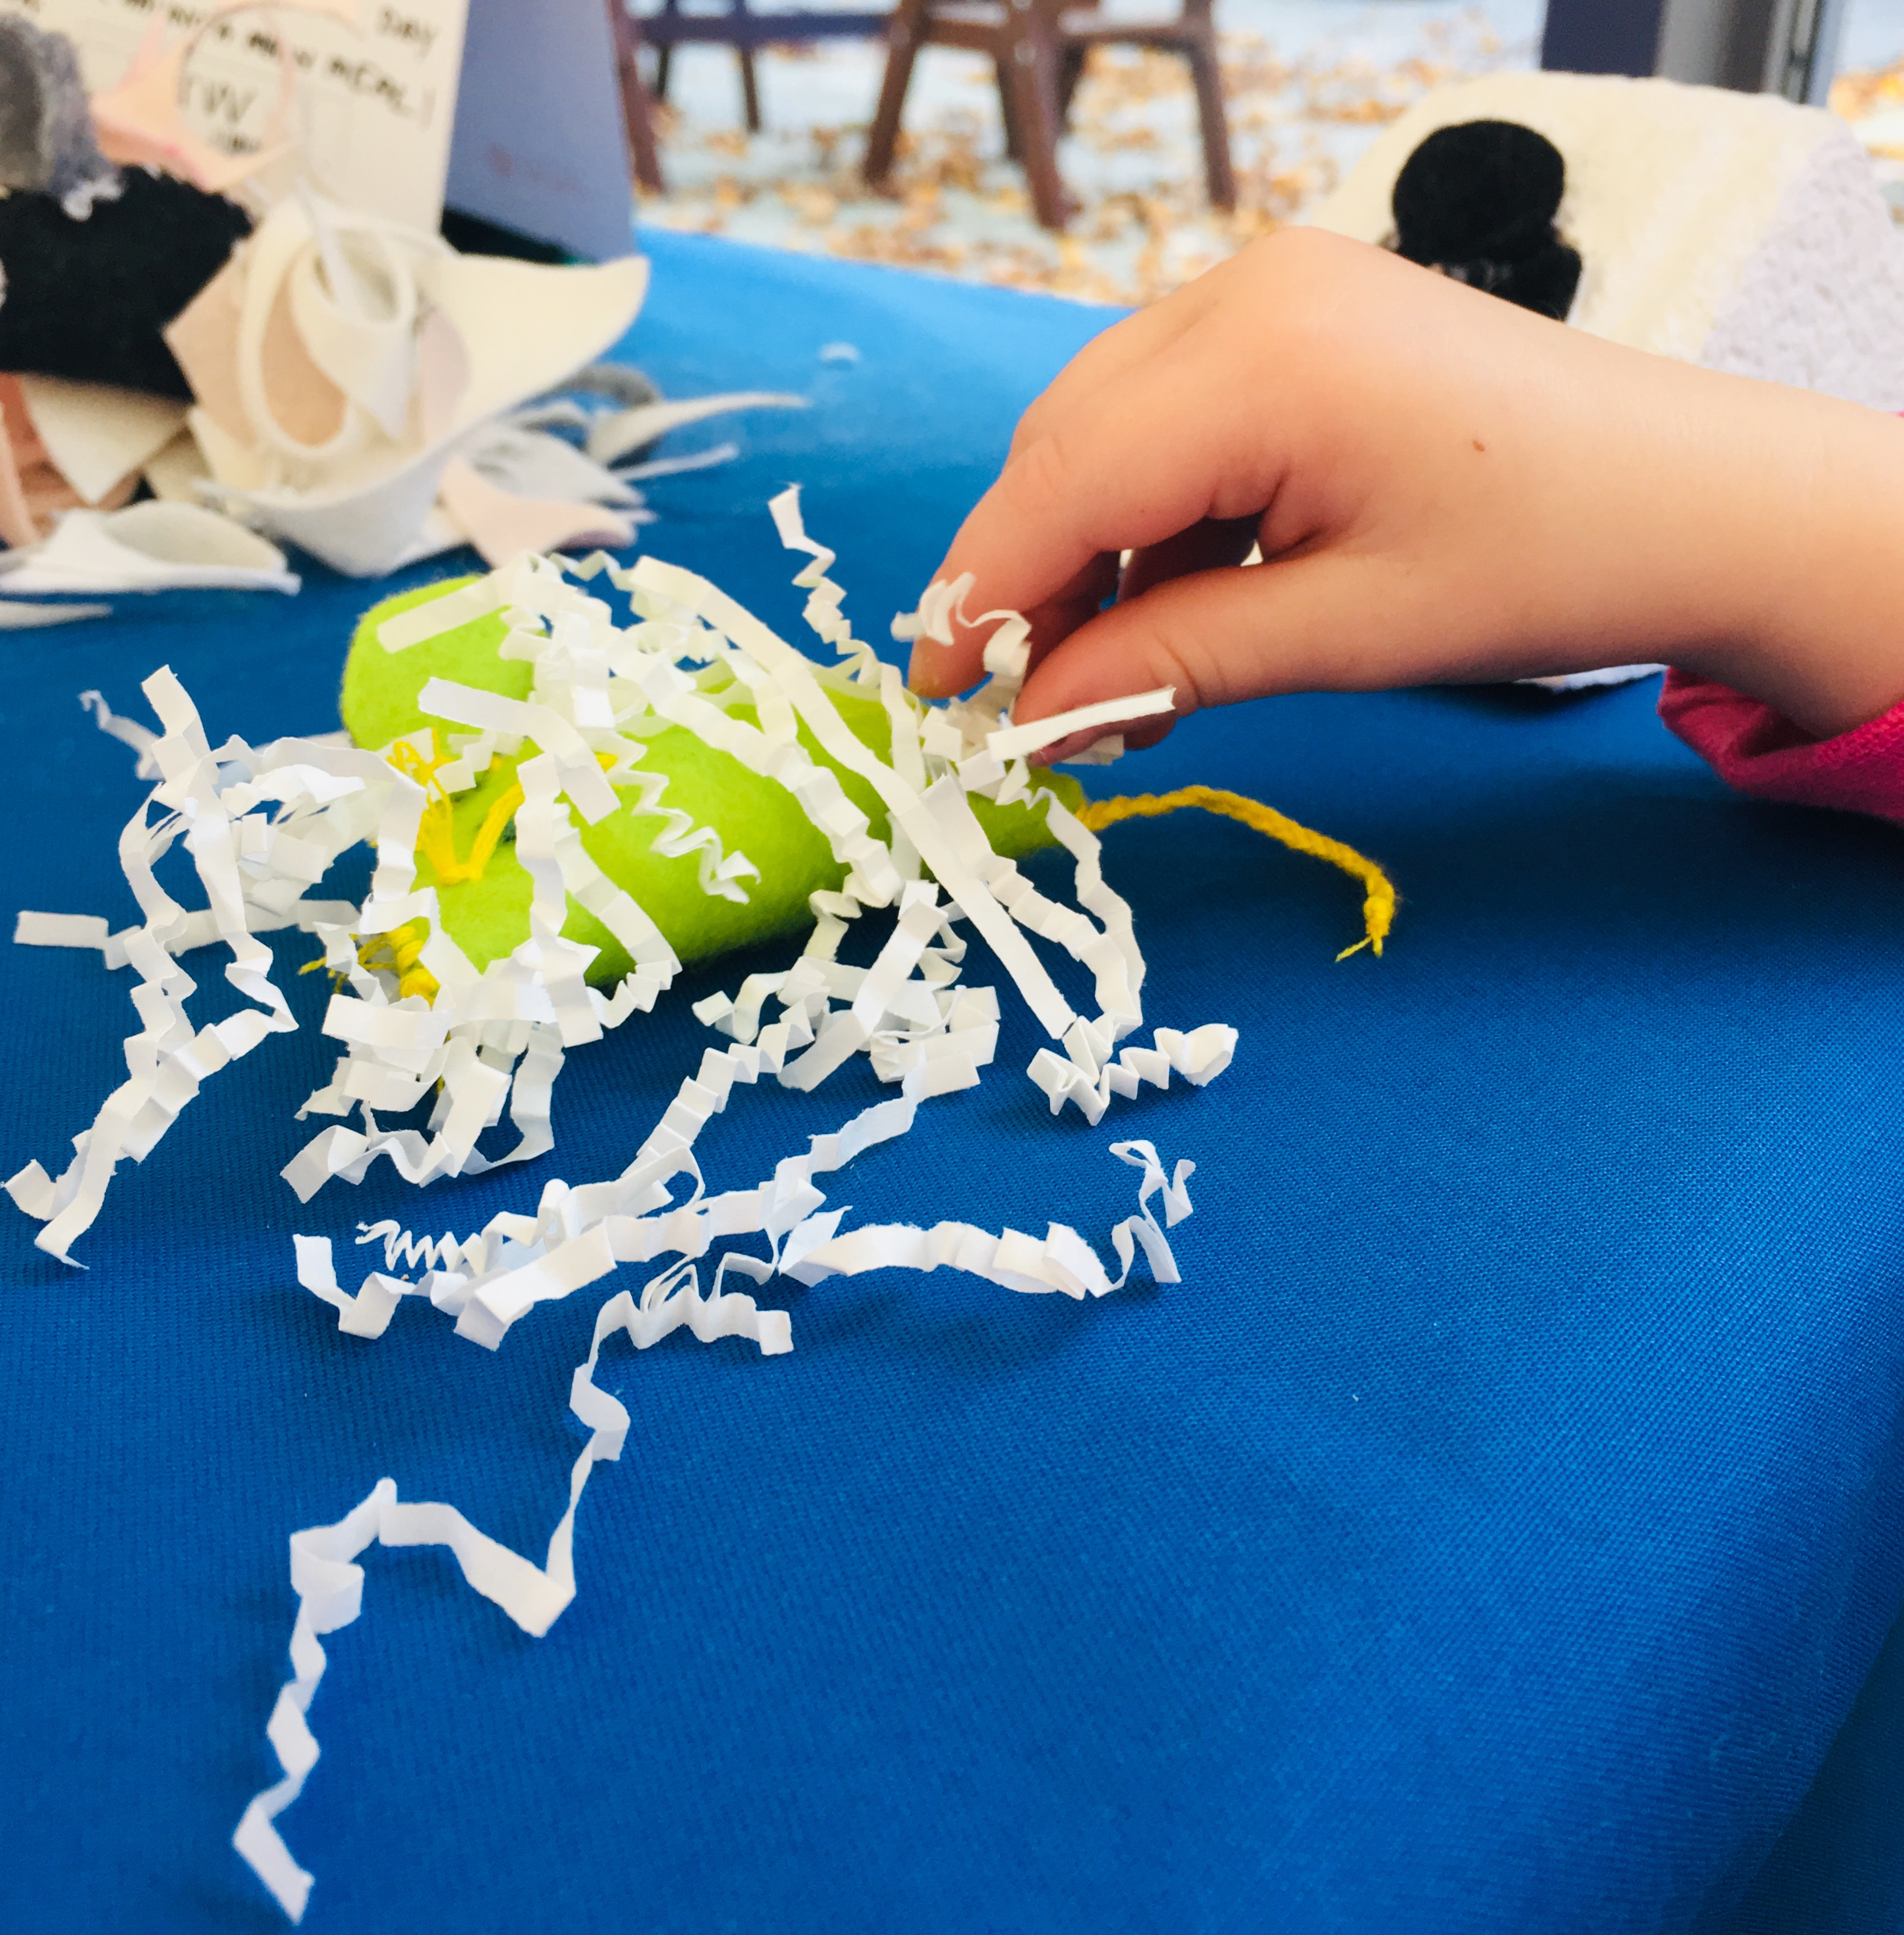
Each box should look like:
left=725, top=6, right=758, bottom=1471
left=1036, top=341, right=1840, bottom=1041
left=3, top=228, right=1903, bottom=1933
left=1725, top=1599, right=1904, bottom=1932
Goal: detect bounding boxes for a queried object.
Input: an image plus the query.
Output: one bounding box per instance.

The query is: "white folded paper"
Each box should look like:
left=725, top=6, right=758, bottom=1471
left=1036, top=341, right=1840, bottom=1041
left=0, top=502, right=299, bottom=595
left=0, top=598, right=109, bottom=628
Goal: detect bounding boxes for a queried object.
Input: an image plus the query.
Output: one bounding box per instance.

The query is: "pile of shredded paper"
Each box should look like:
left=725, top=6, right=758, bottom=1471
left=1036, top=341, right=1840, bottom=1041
left=7, top=492, right=1234, bottom=1921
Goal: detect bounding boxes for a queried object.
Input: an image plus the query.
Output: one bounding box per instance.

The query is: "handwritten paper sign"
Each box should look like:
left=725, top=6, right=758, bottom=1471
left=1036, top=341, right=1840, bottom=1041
left=0, top=0, right=473, bottom=231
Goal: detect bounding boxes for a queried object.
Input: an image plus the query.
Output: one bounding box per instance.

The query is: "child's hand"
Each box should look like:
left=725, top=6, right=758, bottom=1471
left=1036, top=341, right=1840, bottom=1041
left=910, top=228, right=1904, bottom=750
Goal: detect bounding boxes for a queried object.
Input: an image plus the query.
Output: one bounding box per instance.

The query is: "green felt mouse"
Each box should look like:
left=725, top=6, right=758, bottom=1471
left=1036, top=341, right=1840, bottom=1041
left=341, top=577, right=1083, bottom=983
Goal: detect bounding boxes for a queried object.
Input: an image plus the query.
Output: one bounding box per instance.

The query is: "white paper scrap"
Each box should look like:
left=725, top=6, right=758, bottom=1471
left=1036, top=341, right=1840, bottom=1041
left=77, top=689, right=160, bottom=777
left=583, top=392, right=806, bottom=468
left=0, top=504, right=299, bottom=595
left=1519, top=664, right=1667, bottom=692
left=12, top=911, right=123, bottom=957
left=17, top=377, right=189, bottom=506
left=376, top=573, right=508, bottom=652
left=0, top=599, right=109, bottom=629
left=986, top=688, right=1176, bottom=762
left=615, top=442, right=741, bottom=483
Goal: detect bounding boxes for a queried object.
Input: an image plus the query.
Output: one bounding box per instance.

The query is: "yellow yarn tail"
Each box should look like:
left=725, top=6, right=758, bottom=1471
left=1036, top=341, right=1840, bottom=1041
left=1073, top=785, right=1396, bottom=961
left=358, top=917, right=440, bottom=1003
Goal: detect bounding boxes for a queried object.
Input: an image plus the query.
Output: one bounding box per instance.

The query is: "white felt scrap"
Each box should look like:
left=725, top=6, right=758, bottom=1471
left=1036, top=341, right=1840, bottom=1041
left=0, top=502, right=299, bottom=595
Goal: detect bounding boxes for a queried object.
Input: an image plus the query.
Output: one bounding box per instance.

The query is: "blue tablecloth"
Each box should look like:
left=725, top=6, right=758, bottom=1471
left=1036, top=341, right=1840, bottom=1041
left=3, top=230, right=1902, bottom=1934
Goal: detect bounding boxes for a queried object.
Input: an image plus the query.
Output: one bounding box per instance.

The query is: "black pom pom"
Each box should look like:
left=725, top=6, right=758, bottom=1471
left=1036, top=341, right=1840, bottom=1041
left=1391, top=120, right=1582, bottom=322
left=0, top=170, right=252, bottom=399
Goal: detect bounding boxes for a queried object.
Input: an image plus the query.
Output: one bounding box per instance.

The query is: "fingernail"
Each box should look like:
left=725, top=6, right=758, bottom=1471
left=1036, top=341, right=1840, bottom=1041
left=1028, top=729, right=1099, bottom=767
left=907, top=643, right=954, bottom=698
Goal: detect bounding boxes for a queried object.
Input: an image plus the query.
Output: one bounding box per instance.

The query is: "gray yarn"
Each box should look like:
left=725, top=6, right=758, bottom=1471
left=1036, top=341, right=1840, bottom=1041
left=0, top=18, right=118, bottom=212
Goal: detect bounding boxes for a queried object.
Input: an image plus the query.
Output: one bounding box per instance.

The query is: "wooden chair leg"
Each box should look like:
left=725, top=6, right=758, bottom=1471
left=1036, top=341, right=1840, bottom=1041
left=739, top=48, right=763, bottom=132
left=997, top=56, right=1022, bottom=158
left=654, top=0, right=678, bottom=101
left=606, top=0, right=666, bottom=195
left=733, top=0, right=763, bottom=132
left=1056, top=43, right=1087, bottom=128
left=865, top=0, right=928, bottom=188
left=1003, top=31, right=1068, bottom=230
left=1185, top=33, right=1234, bottom=209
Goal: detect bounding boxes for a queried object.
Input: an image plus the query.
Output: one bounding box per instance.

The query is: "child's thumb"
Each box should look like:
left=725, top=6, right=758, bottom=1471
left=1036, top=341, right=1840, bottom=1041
left=1012, top=552, right=1423, bottom=750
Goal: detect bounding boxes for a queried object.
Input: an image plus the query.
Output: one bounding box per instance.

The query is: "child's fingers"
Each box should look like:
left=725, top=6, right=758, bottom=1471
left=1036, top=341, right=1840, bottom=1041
left=1003, top=282, right=1217, bottom=461
left=1011, top=549, right=1519, bottom=753
left=1119, top=516, right=1261, bottom=604
left=909, top=551, right=1118, bottom=698
left=913, top=357, right=1285, bottom=696
left=1018, top=563, right=1318, bottom=745
left=963, top=516, right=1259, bottom=724
left=1018, top=552, right=1122, bottom=684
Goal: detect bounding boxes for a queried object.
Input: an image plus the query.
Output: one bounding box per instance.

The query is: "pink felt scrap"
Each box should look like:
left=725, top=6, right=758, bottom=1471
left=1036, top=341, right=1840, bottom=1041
left=436, top=457, right=636, bottom=570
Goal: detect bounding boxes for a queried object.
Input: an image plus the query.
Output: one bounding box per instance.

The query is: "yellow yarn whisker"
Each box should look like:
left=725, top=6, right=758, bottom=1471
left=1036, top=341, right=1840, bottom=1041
left=1073, top=785, right=1396, bottom=961
left=374, top=741, right=639, bottom=1003
left=388, top=732, right=526, bottom=889
left=420, top=781, right=523, bottom=885
left=302, top=917, right=440, bottom=1003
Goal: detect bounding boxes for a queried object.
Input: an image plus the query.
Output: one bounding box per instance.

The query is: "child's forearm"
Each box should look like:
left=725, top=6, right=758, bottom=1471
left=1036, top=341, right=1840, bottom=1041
left=1697, top=383, right=1904, bottom=739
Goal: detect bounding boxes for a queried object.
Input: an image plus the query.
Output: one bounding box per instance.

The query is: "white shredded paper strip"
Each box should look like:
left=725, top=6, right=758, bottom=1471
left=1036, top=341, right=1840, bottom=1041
left=986, top=686, right=1176, bottom=762
left=7, top=492, right=1238, bottom=1920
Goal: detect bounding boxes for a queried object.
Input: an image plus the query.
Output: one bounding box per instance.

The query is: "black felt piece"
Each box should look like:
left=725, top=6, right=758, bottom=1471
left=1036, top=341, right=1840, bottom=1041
left=0, top=169, right=251, bottom=398
left=1391, top=119, right=1583, bottom=323
left=440, top=205, right=570, bottom=265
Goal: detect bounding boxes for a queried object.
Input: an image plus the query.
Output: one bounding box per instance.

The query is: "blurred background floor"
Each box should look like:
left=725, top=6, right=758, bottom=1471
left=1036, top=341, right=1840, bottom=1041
left=631, top=0, right=1904, bottom=304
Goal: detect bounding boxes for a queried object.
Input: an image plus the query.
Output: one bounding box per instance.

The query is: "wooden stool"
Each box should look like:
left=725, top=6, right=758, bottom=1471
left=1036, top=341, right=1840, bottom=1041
left=609, top=0, right=899, bottom=194
left=866, top=0, right=1070, bottom=229
left=864, top=0, right=1235, bottom=231
left=649, top=0, right=764, bottom=133
left=1058, top=0, right=1234, bottom=213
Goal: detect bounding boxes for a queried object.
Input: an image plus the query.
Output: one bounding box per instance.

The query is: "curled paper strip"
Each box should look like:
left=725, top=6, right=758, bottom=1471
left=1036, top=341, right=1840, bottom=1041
left=583, top=390, right=806, bottom=467
left=78, top=688, right=160, bottom=778
left=783, top=1139, right=1196, bottom=1296
left=241, top=1142, right=1194, bottom=1920
left=3, top=668, right=352, bottom=1262
left=232, top=1476, right=581, bottom=1924
left=985, top=686, right=1176, bottom=764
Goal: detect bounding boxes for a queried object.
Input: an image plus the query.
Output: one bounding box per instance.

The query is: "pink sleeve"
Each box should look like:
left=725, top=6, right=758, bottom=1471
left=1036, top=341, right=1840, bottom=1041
left=1657, top=667, right=1904, bottom=825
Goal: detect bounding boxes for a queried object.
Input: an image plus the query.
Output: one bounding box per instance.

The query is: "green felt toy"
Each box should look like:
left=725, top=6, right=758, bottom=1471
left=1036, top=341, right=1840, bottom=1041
left=342, top=578, right=1083, bottom=983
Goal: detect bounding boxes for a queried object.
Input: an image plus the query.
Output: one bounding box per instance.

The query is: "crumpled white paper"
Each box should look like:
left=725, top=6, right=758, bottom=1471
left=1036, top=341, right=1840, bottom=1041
left=6, top=493, right=1239, bottom=1919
